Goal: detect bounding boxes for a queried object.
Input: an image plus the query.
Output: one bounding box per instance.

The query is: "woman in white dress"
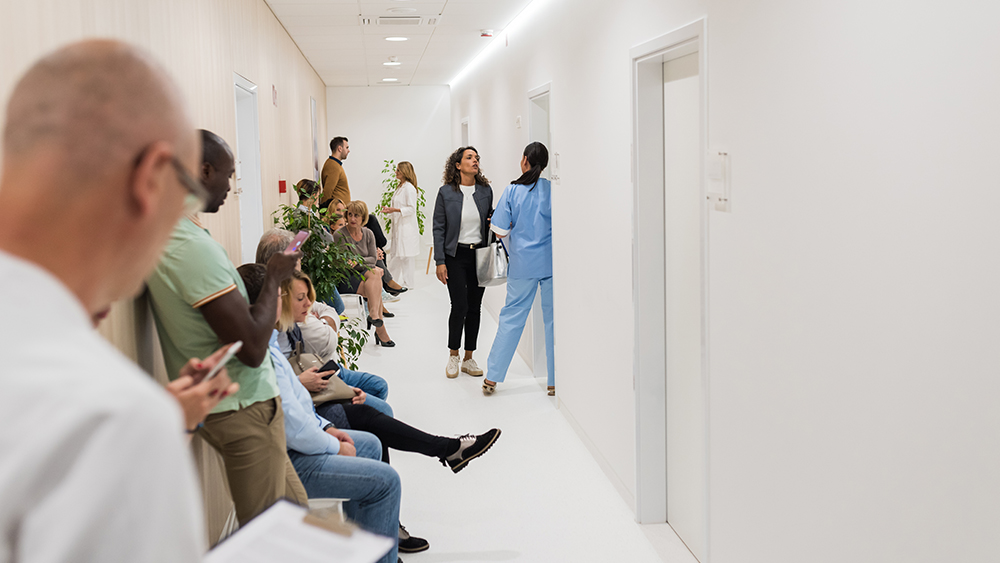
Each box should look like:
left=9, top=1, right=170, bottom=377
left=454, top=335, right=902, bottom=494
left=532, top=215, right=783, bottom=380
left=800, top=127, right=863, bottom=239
left=381, top=161, right=421, bottom=287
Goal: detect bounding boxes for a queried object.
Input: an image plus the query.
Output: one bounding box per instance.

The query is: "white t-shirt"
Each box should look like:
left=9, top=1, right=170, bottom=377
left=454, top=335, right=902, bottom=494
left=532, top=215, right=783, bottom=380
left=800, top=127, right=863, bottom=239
left=458, top=184, right=482, bottom=245
left=0, top=251, right=205, bottom=563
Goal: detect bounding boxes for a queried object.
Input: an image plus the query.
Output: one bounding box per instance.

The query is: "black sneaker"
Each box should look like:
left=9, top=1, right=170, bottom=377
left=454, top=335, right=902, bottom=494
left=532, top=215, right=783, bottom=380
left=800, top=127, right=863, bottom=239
left=398, top=524, right=429, bottom=553
left=443, top=429, right=501, bottom=473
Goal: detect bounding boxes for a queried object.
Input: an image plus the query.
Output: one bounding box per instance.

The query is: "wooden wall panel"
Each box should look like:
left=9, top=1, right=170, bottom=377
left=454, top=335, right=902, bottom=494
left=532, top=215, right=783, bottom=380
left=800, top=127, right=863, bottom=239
left=0, top=0, right=328, bottom=544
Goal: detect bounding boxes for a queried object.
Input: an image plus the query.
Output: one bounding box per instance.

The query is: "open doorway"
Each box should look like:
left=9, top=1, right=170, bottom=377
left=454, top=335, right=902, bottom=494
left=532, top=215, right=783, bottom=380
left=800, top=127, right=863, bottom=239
left=234, top=74, right=263, bottom=265
left=631, top=20, right=708, bottom=562
left=507, top=84, right=554, bottom=383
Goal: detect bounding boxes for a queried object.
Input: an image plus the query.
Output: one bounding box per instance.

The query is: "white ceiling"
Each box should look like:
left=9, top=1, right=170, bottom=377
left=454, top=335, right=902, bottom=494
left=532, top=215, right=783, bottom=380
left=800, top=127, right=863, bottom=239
left=265, top=0, right=534, bottom=87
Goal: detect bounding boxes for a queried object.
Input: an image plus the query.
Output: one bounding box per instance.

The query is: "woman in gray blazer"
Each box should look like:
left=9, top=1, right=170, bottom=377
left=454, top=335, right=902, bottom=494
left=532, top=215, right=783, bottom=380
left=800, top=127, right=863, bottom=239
left=433, top=147, right=493, bottom=379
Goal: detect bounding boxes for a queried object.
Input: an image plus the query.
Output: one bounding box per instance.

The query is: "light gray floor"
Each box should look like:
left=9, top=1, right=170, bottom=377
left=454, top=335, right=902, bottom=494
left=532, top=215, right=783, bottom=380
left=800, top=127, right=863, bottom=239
left=355, top=269, right=697, bottom=563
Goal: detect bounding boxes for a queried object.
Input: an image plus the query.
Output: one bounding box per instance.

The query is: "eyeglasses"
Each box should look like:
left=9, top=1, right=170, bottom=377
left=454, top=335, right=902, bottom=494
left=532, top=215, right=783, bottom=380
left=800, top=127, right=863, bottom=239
left=132, top=144, right=211, bottom=215
left=170, top=157, right=210, bottom=214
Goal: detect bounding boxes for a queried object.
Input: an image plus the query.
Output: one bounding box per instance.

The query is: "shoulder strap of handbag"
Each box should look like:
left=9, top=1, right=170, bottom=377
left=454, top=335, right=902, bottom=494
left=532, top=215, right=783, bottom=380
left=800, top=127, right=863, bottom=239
left=286, top=324, right=304, bottom=351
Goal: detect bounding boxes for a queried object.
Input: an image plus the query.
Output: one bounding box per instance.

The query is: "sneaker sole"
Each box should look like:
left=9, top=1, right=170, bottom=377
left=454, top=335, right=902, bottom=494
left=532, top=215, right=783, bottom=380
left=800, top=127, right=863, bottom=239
left=450, top=429, right=501, bottom=473
left=398, top=542, right=430, bottom=554
left=462, top=367, right=484, bottom=377
left=446, top=367, right=459, bottom=378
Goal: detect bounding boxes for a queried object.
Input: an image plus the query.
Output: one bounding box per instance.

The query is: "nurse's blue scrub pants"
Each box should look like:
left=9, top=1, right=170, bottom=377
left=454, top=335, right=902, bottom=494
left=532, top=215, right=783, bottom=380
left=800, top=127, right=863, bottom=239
left=486, top=276, right=555, bottom=387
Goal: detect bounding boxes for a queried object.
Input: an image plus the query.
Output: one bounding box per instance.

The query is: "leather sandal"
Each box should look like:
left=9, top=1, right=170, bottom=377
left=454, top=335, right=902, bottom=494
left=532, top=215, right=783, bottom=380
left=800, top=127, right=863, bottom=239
left=482, top=380, right=496, bottom=395
left=547, top=386, right=555, bottom=396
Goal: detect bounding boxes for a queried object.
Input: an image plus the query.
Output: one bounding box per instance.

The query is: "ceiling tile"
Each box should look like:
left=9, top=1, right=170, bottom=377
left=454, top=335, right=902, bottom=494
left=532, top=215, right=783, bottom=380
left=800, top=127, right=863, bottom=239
left=283, top=25, right=364, bottom=37
left=269, top=3, right=360, bottom=17
left=266, top=0, right=534, bottom=86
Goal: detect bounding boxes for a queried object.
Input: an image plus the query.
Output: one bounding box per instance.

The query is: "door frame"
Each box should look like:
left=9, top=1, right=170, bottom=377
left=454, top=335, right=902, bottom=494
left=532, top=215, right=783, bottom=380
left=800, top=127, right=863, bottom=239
left=525, top=82, right=553, bottom=378
left=630, top=17, right=709, bottom=543
left=233, top=73, right=263, bottom=265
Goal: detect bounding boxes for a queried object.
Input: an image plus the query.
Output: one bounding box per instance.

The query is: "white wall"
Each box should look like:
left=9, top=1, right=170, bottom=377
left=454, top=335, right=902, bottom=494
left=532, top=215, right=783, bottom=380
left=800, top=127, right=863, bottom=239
left=706, top=1, right=1000, bottom=562
left=326, top=85, right=451, bottom=252
left=452, top=0, right=1000, bottom=562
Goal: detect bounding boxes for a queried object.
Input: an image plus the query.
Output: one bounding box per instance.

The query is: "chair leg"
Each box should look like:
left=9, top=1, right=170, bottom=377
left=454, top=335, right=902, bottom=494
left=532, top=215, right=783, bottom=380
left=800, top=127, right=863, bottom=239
left=426, top=246, right=434, bottom=275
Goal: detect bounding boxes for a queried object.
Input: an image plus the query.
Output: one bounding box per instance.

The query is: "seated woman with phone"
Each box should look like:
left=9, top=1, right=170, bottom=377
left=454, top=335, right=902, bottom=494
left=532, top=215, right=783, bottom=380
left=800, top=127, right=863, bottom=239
left=277, top=270, right=393, bottom=417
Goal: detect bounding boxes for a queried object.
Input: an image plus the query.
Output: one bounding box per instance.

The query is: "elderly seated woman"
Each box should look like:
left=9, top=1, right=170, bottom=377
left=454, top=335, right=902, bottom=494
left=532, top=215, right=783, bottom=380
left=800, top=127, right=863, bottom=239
left=332, top=200, right=395, bottom=347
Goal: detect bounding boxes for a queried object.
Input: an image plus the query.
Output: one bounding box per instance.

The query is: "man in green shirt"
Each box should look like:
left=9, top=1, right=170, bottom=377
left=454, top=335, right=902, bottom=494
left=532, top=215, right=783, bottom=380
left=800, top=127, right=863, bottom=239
left=147, top=130, right=307, bottom=525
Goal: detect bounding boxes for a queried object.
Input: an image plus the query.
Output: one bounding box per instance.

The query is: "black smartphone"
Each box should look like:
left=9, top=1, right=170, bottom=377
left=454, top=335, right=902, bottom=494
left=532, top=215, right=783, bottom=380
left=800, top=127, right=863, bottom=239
left=320, top=360, right=340, bottom=380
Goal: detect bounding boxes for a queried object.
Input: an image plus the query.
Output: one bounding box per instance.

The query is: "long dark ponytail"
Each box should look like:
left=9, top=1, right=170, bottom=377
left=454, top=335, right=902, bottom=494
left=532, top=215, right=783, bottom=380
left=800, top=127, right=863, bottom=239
left=510, top=142, right=549, bottom=187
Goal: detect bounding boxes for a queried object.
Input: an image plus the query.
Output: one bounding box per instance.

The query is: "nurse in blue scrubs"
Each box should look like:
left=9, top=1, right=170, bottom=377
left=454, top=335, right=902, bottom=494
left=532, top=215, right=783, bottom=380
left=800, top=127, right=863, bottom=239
left=482, top=142, right=555, bottom=396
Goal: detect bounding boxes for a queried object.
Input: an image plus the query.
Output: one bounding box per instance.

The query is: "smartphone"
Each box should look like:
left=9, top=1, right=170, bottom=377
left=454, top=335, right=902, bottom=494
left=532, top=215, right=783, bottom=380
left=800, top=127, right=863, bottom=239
left=284, top=230, right=310, bottom=254
left=319, top=360, right=341, bottom=380
left=203, top=341, right=243, bottom=382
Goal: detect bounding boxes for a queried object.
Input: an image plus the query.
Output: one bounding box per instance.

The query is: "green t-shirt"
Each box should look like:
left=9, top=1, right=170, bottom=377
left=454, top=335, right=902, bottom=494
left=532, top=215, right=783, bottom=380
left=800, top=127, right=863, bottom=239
left=147, top=216, right=278, bottom=413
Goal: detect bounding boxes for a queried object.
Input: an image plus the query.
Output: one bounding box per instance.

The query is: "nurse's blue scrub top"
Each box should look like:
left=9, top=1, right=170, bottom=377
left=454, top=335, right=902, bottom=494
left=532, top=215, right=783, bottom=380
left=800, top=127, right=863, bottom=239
left=490, top=178, right=553, bottom=279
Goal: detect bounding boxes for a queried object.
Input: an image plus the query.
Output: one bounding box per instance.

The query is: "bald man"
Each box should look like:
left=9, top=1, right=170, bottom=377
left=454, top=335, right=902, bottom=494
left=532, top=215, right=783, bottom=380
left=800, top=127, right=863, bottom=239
left=0, top=41, right=208, bottom=562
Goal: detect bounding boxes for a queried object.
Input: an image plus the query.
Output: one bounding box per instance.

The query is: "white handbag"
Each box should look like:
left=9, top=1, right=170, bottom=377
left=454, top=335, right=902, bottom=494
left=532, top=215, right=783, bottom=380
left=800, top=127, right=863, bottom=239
left=476, top=236, right=509, bottom=287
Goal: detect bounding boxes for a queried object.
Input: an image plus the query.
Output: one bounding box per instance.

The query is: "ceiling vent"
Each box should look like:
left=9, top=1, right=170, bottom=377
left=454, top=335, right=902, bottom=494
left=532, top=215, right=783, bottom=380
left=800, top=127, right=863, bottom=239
left=378, top=16, right=421, bottom=25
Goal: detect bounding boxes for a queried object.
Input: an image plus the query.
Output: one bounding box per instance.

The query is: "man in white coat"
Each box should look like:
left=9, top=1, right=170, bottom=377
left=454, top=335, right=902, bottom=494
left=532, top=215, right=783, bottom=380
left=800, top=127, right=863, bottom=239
left=0, top=40, right=215, bottom=562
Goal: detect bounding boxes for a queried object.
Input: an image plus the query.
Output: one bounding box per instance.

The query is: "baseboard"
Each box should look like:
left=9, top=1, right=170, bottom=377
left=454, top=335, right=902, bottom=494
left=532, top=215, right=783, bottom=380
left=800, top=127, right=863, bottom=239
left=559, top=399, right=636, bottom=514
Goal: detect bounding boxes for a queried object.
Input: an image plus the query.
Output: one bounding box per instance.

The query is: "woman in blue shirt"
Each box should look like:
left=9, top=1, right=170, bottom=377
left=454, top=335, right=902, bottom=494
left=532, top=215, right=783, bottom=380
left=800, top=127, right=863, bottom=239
left=483, top=142, right=555, bottom=396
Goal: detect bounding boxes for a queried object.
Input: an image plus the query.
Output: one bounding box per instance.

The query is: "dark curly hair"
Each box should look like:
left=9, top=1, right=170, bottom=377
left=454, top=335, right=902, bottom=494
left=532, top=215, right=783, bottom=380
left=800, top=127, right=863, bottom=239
left=442, top=146, right=490, bottom=192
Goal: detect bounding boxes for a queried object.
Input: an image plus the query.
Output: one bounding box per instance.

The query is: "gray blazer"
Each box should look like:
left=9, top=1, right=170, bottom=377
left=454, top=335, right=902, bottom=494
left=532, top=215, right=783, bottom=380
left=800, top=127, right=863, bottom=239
left=432, top=183, right=493, bottom=265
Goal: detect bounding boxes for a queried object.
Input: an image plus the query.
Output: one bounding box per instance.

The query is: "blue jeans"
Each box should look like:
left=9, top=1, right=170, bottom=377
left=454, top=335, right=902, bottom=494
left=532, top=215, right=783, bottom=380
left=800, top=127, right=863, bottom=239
left=486, top=277, right=555, bottom=386
left=325, top=288, right=346, bottom=315
left=338, top=367, right=392, bottom=417
left=288, top=430, right=400, bottom=563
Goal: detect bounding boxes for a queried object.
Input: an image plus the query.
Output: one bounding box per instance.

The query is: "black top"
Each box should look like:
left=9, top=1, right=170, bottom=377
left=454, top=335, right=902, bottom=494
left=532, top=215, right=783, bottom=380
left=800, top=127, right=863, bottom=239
left=367, top=214, right=387, bottom=250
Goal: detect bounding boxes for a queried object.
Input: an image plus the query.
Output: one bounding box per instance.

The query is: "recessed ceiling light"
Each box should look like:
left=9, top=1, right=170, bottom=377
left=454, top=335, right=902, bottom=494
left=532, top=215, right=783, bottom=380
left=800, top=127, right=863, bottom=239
left=382, top=78, right=399, bottom=82
left=384, top=62, right=402, bottom=66
left=385, top=37, right=408, bottom=42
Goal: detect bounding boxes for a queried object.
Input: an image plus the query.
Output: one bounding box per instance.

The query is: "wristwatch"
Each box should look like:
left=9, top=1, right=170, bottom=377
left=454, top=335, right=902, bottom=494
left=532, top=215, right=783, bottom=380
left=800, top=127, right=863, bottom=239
left=322, top=423, right=335, bottom=431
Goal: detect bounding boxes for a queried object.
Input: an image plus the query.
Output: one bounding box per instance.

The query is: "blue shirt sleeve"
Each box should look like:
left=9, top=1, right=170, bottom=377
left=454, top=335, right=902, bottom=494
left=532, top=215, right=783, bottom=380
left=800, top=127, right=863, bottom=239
left=491, top=184, right=514, bottom=236
left=269, top=340, right=341, bottom=455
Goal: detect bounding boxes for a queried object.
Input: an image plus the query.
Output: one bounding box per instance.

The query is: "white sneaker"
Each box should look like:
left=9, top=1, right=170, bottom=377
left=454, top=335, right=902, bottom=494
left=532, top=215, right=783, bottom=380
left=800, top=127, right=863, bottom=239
left=461, top=358, right=484, bottom=377
left=383, top=289, right=400, bottom=303
left=446, top=355, right=461, bottom=378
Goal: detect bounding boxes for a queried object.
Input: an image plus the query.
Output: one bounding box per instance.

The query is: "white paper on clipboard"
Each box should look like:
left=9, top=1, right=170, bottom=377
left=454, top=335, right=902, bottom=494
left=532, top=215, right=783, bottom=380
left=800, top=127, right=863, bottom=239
left=204, top=500, right=393, bottom=563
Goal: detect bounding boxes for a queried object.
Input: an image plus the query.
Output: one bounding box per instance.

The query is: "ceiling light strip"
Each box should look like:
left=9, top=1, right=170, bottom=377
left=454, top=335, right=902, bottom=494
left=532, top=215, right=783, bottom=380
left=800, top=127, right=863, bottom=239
left=448, top=0, right=546, bottom=87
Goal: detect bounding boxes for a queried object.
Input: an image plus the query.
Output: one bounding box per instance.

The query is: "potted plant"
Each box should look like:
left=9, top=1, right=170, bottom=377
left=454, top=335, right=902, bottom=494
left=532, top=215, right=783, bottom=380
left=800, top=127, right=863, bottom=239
left=272, top=189, right=371, bottom=369
left=272, top=195, right=360, bottom=304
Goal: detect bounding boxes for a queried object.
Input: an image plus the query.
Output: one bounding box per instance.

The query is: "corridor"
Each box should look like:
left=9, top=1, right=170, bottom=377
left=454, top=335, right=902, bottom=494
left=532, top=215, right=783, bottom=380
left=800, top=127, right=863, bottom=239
left=357, top=273, right=692, bottom=563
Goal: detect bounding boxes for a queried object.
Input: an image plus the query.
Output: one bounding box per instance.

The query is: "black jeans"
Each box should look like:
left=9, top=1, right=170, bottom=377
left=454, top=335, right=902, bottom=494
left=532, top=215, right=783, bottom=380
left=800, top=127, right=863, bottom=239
left=445, top=246, right=486, bottom=351
left=318, top=403, right=458, bottom=464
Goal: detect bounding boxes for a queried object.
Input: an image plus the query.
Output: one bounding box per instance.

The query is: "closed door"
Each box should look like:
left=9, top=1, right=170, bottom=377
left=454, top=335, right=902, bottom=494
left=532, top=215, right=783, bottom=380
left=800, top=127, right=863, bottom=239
left=234, top=77, right=262, bottom=265
left=663, top=51, right=705, bottom=561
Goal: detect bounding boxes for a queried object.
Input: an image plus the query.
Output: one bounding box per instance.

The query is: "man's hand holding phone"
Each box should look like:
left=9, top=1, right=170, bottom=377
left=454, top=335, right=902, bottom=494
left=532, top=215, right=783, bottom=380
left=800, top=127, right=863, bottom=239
left=167, top=344, right=241, bottom=432
left=266, top=247, right=300, bottom=284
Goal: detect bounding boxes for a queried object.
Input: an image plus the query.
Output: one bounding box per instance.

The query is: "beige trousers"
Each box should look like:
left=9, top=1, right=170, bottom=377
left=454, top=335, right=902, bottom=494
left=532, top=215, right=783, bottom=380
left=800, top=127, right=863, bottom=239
left=199, top=397, right=308, bottom=525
